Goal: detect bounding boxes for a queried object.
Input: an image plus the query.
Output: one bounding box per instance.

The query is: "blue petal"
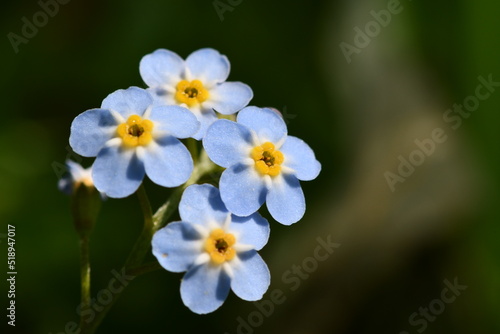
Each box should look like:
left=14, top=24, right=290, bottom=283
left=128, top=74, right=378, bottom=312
left=149, top=105, right=200, bottom=139
left=152, top=222, right=203, bottom=273
left=185, top=48, right=230, bottom=87
left=230, top=251, right=270, bottom=301
left=203, top=120, right=253, bottom=168
left=70, top=108, right=118, bottom=157
left=101, top=87, right=153, bottom=119
left=230, top=214, right=270, bottom=251
left=237, top=107, right=287, bottom=144
left=280, top=136, right=321, bottom=181
left=219, top=164, right=266, bottom=217
left=181, top=264, right=230, bottom=314
left=92, top=144, right=145, bottom=198
left=179, top=184, right=229, bottom=227
left=207, top=82, right=253, bottom=115
left=143, top=136, right=193, bottom=188
left=266, top=174, right=305, bottom=225
left=139, top=49, right=184, bottom=88
left=191, top=108, right=219, bottom=140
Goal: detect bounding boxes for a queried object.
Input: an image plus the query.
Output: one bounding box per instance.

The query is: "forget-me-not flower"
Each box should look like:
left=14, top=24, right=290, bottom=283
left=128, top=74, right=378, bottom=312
left=139, top=48, right=253, bottom=139
left=58, top=160, right=99, bottom=195
left=69, top=87, right=199, bottom=198
left=203, top=106, right=321, bottom=225
left=152, top=184, right=270, bottom=314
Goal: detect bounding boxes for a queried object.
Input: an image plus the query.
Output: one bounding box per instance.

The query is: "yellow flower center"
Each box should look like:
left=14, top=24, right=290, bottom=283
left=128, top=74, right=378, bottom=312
left=205, top=228, right=236, bottom=265
left=251, top=142, right=284, bottom=176
left=116, top=115, right=154, bottom=147
left=175, top=80, right=209, bottom=107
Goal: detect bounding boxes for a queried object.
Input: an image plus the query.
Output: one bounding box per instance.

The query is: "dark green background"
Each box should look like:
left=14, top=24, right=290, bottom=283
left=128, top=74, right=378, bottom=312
left=1, top=0, right=499, bottom=333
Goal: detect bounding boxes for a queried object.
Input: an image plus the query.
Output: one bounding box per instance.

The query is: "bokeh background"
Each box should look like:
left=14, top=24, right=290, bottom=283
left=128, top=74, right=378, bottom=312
left=1, top=0, right=499, bottom=333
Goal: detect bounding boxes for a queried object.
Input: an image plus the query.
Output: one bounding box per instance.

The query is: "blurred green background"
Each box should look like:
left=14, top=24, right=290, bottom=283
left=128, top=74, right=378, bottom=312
left=1, top=0, right=499, bottom=333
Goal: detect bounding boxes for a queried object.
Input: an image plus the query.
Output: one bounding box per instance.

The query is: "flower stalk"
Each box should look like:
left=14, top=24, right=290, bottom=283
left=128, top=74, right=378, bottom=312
left=70, top=183, right=101, bottom=332
left=78, top=235, right=91, bottom=332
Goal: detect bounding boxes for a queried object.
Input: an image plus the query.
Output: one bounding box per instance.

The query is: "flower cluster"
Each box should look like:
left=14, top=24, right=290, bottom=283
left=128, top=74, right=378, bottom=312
left=65, top=48, right=321, bottom=314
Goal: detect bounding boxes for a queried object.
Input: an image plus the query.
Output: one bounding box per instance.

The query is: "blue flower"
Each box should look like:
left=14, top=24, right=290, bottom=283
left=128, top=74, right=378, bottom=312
left=152, top=184, right=270, bottom=314
left=203, top=106, right=321, bottom=225
left=58, top=160, right=103, bottom=196
left=69, top=87, right=199, bottom=198
left=139, top=48, right=253, bottom=140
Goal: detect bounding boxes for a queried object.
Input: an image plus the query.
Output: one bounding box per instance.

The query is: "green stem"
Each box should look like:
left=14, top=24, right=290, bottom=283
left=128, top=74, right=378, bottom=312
left=79, top=235, right=91, bottom=332
left=71, top=184, right=100, bottom=333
